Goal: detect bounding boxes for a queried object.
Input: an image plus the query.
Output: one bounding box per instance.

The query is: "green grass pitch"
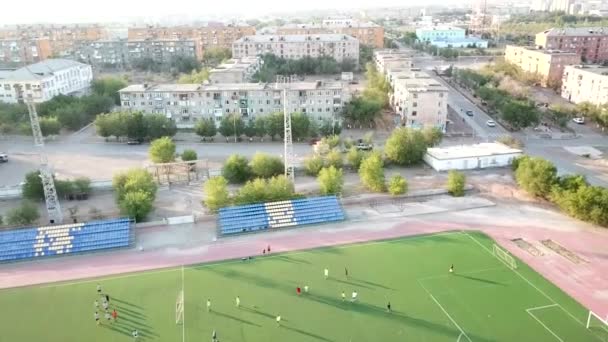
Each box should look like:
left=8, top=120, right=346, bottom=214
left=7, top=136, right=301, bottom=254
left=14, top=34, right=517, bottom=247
left=0, top=231, right=606, bottom=342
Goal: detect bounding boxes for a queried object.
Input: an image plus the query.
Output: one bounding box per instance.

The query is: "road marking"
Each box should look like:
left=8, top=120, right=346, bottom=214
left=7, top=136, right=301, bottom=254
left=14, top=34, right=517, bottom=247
left=526, top=307, right=564, bottom=342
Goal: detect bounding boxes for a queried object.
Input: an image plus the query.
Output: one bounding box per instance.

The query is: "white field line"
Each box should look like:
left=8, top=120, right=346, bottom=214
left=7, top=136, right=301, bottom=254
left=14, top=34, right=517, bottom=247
left=418, top=280, right=472, bottom=342
left=461, top=231, right=586, bottom=327
left=526, top=307, right=564, bottom=342
left=527, top=304, right=559, bottom=312
left=417, top=266, right=505, bottom=281
left=43, top=231, right=465, bottom=288
left=182, top=265, right=185, bottom=342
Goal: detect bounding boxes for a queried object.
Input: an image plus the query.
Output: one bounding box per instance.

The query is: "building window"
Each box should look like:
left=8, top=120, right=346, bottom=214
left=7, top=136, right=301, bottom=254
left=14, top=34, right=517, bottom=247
left=412, top=111, right=417, bottom=116
left=413, top=102, right=417, bottom=107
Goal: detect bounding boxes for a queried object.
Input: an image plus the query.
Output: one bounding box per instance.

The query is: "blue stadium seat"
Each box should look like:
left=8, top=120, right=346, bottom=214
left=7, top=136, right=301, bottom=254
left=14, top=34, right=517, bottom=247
left=0, top=218, right=132, bottom=262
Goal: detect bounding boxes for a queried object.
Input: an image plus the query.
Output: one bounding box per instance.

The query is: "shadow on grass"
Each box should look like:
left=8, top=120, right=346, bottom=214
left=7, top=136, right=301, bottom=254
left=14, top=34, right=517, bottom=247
left=330, top=278, right=374, bottom=290
left=213, top=310, right=261, bottom=327
left=454, top=274, right=505, bottom=286
left=112, top=298, right=144, bottom=309
left=281, top=324, right=334, bottom=342
left=275, top=255, right=312, bottom=265
left=114, top=305, right=146, bottom=317
left=240, top=306, right=277, bottom=319
left=350, top=277, right=394, bottom=290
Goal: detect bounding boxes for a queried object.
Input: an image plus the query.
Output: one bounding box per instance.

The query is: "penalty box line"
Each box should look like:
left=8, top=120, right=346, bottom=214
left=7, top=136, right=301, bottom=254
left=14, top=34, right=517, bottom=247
left=526, top=304, right=563, bottom=342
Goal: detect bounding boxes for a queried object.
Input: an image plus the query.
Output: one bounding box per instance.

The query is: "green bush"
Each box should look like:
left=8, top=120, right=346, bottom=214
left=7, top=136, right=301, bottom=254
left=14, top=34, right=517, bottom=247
left=447, top=171, right=466, bottom=197
left=317, top=166, right=344, bottom=195
left=250, top=153, right=284, bottom=178
left=119, top=190, right=154, bottom=222
left=325, top=149, right=343, bottom=169
left=222, top=154, right=251, bottom=183
left=359, top=152, right=385, bottom=192
left=203, top=176, right=231, bottom=212
left=346, top=147, right=365, bottom=171
left=233, top=176, right=296, bottom=205
left=388, top=174, right=408, bottom=196
left=384, top=128, right=428, bottom=166
left=149, top=137, right=176, bottom=163
left=181, top=149, right=198, bottom=162
left=514, top=157, right=557, bottom=198
left=304, top=155, right=324, bottom=176
left=6, top=201, right=40, bottom=226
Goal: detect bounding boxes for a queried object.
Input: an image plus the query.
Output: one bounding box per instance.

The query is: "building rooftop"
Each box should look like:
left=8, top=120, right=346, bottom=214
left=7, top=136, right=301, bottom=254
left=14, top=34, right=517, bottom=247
left=417, top=26, right=466, bottom=31
left=281, top=21, right=379, bottom=29
left=566, top=65, right=608, bottom=76
left=120, top=81, right=343, bottom=93
left=0, top=59, right=89, bottom=81
left=426, top=143, right=522, bottom=160
left=235, top=34, right=357, bottom=44
left=542, top=27, right=608, bottom=37
left=507, top=45, right=579, bottom=56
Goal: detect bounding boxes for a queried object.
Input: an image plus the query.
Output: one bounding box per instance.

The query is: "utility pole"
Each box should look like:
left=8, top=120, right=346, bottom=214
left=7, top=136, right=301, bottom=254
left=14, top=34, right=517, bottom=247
left=26, top=100, right=63, bottom=224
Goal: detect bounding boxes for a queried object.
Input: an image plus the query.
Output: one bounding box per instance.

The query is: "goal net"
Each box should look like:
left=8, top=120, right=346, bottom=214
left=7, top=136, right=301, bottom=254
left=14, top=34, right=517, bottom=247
left=493, top=244, right=517, bottom=269
left=175, top=290, right=184, bottom=324
left=586, top=311, right=608, bottom=334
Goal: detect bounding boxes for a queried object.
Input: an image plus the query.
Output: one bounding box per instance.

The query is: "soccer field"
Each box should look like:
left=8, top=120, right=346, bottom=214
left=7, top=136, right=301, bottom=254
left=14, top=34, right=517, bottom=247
left=0, top=231, right=606, bottom=342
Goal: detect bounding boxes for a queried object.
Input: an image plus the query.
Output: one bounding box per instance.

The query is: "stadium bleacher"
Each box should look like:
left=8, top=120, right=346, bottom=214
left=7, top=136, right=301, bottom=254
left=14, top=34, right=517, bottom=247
left=218, top=196, right=345, bottom=235
left=0, top=218, right=132, bottom=262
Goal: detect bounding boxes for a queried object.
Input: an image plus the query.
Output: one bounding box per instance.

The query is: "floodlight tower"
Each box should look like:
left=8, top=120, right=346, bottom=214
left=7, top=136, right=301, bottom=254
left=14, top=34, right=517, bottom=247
left=277, top=75, right=296, bottom=183
left=25, top=98, right=63, bottom=224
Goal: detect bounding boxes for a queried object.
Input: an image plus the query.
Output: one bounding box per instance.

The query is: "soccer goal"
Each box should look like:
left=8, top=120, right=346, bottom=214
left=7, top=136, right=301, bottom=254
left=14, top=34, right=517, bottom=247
left=586, top=311, right=608, bottom=333
left=493, top=244, right=517, bottom=269
left=175, top=290, right=184, bottom=325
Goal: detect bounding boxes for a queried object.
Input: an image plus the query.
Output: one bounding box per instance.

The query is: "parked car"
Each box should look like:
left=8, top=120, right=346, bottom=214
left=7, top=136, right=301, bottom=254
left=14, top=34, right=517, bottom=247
left=127, top=139, right=142, bottom=145
left=356, top=139, right=373, bottom=151
left=308, top=138, right=321, bottom=145
left=465, top=110, right=474, bottom=117
left=0, top=153, right=7, bottom=162
left=572, top=117, right=585, bottom=124
left=486, top=120, right=496, bottom=127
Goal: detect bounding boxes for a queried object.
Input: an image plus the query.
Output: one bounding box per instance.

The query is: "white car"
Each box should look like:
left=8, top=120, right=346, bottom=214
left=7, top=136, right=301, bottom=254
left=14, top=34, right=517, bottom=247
left=486, top=120, right=496, bottom=127
left=0, top=153, right=7, bottom=163
left=572, top=117, right=585, bottom=124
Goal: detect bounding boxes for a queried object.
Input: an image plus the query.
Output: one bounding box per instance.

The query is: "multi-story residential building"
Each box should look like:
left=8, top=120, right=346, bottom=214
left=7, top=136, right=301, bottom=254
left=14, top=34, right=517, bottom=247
left=276, top=20, right=384, bottom=48
left=561, top=65, right=608, bottom=105
left=531, top=0, right=553, bottom=11
left=535, top=27, right=608, bottom=63
left=373, top=50, right=415, bottom=74
left=0, top=38, right=52, bottom=66
left=415, top=26, right=488, bottom=48
left=71, top=38, right=203, bottom=70
left=0, top=24, right=108, bottom=57
left=393, top=75, right=449, bottom=132
left=0, top=59, right=92, bottom=103
left=118, top=81, right=349, bottom=128
left=208, top=57, right=260, bottom=84
left=550, top=0, right=574, bottom=12
left=232, top=34, right=359, bottom=63
left=504, top=45, right=581, bottom=86
left=127, top=24, right=255, bottom=51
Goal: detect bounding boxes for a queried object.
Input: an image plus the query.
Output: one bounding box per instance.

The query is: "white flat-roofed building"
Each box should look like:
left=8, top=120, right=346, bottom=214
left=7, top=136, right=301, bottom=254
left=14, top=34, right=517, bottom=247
left=561, top=65, right=608, bottom=106
left=232, top=34, right=359, bottom=63
left=208, top=57, right=260, bottom=84
left=0, top=58, right=92, bottom=103
left=373, top=49, right=415, bottom=74
left=424, top=143, right=523, bottom=171
left=119, top=80, right=350, bottom=128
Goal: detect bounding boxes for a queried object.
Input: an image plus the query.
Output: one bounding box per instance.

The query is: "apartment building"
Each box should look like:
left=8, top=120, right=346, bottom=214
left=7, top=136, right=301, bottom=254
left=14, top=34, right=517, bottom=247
left=0, top=38, right=52, bottom=66
left=416, top=26, right=488, bottom=48
left=373, top=50, right=415, bottom=74
left=208, top=57, right=260, bottom=84
left=127, top=24, right=255, bottom=51
left=276, top=20, right=384, bottom=48
left=118, top=81, right=350, bottom=128
left=127, top=39, right=203, bottom=62
left=535, top=27, right=608, bottom=63
left=561, top=65, right=608, bottom=105
left=504, top=45, right=581, bottom=86
left=0, top=24, right=108, bottom=57
left=392, top=73, right=449, bottom=132
left=232, top=34, right=359, bottom=63
left=0, top=59, right=92, bottom=104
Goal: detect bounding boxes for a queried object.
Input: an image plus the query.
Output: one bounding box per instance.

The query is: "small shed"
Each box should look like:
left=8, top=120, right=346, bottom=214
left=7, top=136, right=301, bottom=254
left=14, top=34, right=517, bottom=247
left=424, top=143, right=523, bottom=171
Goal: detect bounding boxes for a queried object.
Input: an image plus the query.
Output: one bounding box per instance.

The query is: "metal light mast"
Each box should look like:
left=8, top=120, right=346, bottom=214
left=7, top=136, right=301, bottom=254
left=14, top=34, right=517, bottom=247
left=277, top=75, right=296, bottom=183
left=26, top=100, right=63, bottom=224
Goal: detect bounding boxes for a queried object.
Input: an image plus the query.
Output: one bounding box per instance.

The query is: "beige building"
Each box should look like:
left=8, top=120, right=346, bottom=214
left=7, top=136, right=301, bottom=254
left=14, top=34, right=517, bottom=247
left=232, top=34, right=359, bottom=63
left=392, top=75, right=449, bottom=132
left=373, top=49, right=415, bottom=74
left=277, top=20, right=384, bottom=48
left=504, top=45, right=581, bottom=87
left=561, top=65, right=608, bottom=106
left=119, top=81, right=350, bottom=128
left=208, top=57, right=261, bottom=84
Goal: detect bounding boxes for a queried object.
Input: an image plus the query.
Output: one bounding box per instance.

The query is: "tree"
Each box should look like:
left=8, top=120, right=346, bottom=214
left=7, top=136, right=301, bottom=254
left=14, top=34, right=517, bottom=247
left=6, top=201, right=40, bottom=226
left=346, top=147, right=365, bottom=170
left=203, top=48, right=232, bottom=67
left=145, top=114, right=177, bottom=140
left=234, top=178, right=269, bottom=205
left=178, top=68, right=210, bottom=83
left=342, top=97, right=383, bottom=127
left=219, top=114, right=244, bottom=139
left=22, top=171, right=45, bottom=201
left=112, top=169, right=158, bottom=202
left=243, top=119, right=257, bottom=139
left=551, top=183, right=608, bottom=227
left=388, top=174, right=408, bottom=196
left=54, top=103, right=87, bottom=130
left=254, top=116, right=268, bottom=139
left=304, top=155, right=324, bottom=176
left=72, top=177, right=92, bottom=194
left=501, top=100, right=539, bottom=130
left=170, top=55, right=201, bottom=74
left=250, top=153, right=284, bottom=178
left=91, top=77, right=127, bottom=105
left=384, top=128, right=428, bottom=166
left=359, top=152, right=385, bottom=192
left=149, top=137, right=176, bottom=163
left=39, top=116, right=61, bottom=136
left=447, top=171, right=466, bottom=197
left=325, top=149, right=343, bottom=169
left=515, top=157, right=557, bottom=198
left=81, top=95, right=114, bottom=117
left=291, top=112, right=311, bottom=140
left=119, top=190, right=154, bottom=222
left=318, top=120, right=341, bottom=136
left=194, top=118, right=217, bottom=140
left=266, top=112, right=284, bottom=140
left=94, top=113, right=113, bottom=139
left=422, top=127, right=443, bottom=147
left=125, top=111, right=146, bottom=142
left=222, top=154, right=251, bottom=183
left=181, top=149, right=198, bottom=162
left=266, top=175, right=295, bottom=202
left=203, top=176, right=231, bottom=212
left=317, top=166, right=344, bottom=195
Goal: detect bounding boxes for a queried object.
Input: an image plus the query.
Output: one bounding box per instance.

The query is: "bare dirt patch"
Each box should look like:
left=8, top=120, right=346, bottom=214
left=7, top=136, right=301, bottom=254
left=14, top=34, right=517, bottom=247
left=512, top=238, right=543, bottom=257
left=541, top=239, right=587, bottom=264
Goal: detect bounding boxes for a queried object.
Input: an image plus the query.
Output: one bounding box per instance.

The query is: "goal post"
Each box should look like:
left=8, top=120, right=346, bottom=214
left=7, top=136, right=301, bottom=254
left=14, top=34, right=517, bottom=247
left=493, top=244, right=517, bottom=269
left=586, top=311, right=608, bottom=332
left=175, top=290, right=184, bottom=325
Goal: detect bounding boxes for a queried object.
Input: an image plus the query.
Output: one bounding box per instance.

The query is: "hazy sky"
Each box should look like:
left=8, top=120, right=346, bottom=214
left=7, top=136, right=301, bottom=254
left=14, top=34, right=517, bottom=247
left=0, top=0, right=449, bottom=25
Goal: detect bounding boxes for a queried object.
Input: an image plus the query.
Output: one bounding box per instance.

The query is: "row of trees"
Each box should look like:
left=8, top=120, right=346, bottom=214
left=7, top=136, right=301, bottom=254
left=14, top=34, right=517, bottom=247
left=95, top=111, right=177, bottom=142
left=514, top=156, right=608, bottom=227
left=194, top=113, right=341, bottom=141
left=222, top=153, right=284, bottom=183
left=22, top=171, right=92, bottom=201
left=252, top=54, right=357, bottom=82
